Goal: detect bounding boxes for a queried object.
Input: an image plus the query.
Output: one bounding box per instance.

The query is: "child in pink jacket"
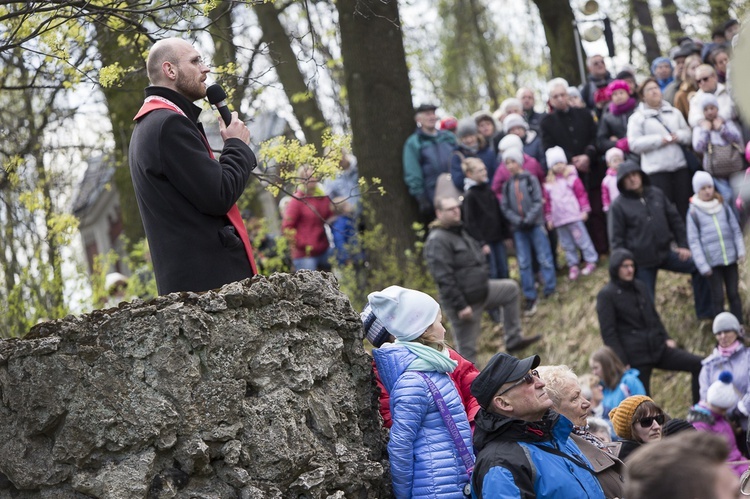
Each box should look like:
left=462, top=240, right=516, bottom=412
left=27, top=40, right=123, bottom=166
left=543, top=146, right=599, bottom=280
left=601, top=148, right=623, bottom=212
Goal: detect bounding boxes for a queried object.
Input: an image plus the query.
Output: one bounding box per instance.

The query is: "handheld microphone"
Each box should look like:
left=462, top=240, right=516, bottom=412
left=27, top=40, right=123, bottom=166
left=206, top=84, right=232, bottom=126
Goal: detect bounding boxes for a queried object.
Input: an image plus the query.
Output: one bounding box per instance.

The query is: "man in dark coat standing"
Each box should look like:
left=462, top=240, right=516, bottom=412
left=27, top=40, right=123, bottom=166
left=540, top=77, right=607, bottom=254
left=608, top=160, right=712, bottom=320
left=129, top=38, right=258, bottom=295
left=596, top=248, right=702, bottom=403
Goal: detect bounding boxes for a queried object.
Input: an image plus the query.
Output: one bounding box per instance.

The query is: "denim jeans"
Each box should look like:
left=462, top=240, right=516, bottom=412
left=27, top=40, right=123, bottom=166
left=713, top=177, right=740, bottom=220
left=487, top=240, right=509, bottom=279
left=293, top=248, right=332, bottom=272
left=513, top=225, right=556, bottom=300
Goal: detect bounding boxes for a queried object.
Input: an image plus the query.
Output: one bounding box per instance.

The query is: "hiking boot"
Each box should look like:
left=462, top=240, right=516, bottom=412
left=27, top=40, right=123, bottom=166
left=568, top=266, right=580, bottom=281
left=523, top=299, right=537, bottom=317
left=507, top=334, right=543, bottom=353
left=581, top=262, right=596, bottom=276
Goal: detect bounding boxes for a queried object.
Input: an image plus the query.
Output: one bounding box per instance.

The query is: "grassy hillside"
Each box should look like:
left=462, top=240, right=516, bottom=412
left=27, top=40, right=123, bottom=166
left=473, top=253, right=748, bottom=419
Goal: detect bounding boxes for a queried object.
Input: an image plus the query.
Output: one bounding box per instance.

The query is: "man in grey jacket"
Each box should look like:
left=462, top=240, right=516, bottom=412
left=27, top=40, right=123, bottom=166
left=424, top=197, right=541, bottom=363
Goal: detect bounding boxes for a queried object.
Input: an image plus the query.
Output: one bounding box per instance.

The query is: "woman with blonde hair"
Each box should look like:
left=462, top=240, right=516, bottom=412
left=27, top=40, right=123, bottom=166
left=674, top=53, right=702, bottom=121
left=370, top=286, right=473, bottom=498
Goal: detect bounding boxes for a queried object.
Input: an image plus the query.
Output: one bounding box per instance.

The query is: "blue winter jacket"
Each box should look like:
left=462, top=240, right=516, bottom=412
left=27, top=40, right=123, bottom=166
left=601, top=368, right=647, bottom=419
left=373, top=344, right=473, bottom=499
left=471, top=410, right=605, bottom=499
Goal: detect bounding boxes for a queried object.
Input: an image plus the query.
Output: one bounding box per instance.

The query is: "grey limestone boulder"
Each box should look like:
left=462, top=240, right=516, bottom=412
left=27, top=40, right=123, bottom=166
left=0, top=271, right=389, bottom=498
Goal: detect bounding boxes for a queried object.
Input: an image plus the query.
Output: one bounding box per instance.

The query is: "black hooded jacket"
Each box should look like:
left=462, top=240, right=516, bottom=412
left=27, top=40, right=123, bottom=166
left=608, top=160, right=687, bottom=268
left=595, top=248, right=671, bottom=366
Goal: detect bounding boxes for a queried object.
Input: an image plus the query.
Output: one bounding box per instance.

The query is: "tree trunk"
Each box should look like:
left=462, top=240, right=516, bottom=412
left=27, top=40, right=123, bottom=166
left=530, top=0, right=582, bottom=85
left=631, top=0, right=662, bottom=62
left=660, top=0, right=683, bottom=45
left=708, top=0, right=732, bottom=32
left=336, top=0, right=419, bottom=267
left=467, top=0, right=500, bottom=110
left=93, top=18, right=148, bottom=248
left=208, top=0, right=242, bottom=112
left=208, top=0, right=281, bottom=247
left=254, top=1, right=327, bottom=152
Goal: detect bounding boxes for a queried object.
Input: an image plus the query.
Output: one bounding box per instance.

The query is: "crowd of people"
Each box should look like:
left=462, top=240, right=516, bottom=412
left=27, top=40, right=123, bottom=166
left=363, top=20, right=750, bottom=499
left=364, top=285, right=750, bottom=498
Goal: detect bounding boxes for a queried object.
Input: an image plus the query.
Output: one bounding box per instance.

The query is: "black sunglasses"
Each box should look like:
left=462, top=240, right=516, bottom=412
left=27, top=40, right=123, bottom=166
left=697, top=76, right=713, bottom=83
left=637, top=414, right=665, bottom=428
left=497, top=369, right=539, bottom=397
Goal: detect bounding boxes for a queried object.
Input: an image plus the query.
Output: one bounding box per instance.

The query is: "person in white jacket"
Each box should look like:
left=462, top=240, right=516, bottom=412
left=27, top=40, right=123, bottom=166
left=627, top=77, right=693, bottom=219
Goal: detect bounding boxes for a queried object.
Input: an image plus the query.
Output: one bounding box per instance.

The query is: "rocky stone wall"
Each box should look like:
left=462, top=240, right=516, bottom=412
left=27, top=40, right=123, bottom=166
left=0, top=272, right=390, bottom=498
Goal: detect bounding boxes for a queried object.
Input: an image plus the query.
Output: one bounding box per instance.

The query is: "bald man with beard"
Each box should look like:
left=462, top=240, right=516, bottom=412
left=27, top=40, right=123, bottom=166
left=129, top=38, right=258, bottom=295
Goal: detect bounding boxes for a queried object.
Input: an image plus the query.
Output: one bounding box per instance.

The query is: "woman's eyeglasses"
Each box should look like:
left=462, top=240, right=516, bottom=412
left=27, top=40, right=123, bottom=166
left=637, top=414, right=665, bottom=428
left=496, top=369, right=539, bottom=397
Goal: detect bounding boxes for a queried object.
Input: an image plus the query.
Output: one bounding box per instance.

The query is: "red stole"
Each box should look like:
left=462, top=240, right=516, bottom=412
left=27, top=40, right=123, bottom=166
left=134, top=96, right=258, bottom=275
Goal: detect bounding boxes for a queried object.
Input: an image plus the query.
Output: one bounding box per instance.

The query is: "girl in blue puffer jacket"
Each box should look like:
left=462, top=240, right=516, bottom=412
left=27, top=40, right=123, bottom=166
left=369, top=286, right=473, bottom=499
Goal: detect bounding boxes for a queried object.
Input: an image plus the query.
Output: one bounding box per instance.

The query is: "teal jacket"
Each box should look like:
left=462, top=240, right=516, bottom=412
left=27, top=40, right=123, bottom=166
left=402, top=129, right=456, bottom=207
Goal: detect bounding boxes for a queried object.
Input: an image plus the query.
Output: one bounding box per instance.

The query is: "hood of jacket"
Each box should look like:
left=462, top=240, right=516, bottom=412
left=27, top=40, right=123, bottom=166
left=608, top=248, right=636, bottom=282
left=616, top=159, right=650, bottom=193
left=473, top=409, right=571, bottom=453
left=372, top=344, right=418, bottom=393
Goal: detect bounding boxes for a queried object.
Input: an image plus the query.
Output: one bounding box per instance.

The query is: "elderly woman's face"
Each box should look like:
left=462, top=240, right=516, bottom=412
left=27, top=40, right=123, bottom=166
left=556, top=378, right=591, bottom=427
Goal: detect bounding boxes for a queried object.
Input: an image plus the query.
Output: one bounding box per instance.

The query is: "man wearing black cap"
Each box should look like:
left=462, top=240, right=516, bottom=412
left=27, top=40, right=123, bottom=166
left=402, top=103, right=457, bottom=220
left=469, top=353, right=605, bottom=498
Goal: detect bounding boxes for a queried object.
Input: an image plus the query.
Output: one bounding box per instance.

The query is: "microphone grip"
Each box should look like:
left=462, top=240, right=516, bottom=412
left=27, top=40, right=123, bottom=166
left=218, top=106, right=232, bottom=127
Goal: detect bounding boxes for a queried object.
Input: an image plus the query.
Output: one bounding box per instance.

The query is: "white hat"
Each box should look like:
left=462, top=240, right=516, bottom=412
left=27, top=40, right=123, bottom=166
left=498, top=134, right=524, bottom=154
left=713, top=312, right=742, bottom=336
left=502, top=147, right=525, bottom=166
left=707, top=371, right=739, bottom=409
left=545, top=146, right=568, bottom=168
left=105, top=272, right=128, bottom=292
left=502, top=114, right=529, bottom=134
left=366, top=286, right=440, bottom=342
left=692, top=171, right=714, bottom=194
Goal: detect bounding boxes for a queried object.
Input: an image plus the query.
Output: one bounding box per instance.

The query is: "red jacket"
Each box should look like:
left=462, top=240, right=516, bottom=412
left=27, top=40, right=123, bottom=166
left=373, top=348, right=480, bottom=432
left=281, top=190, right=334, bottom=259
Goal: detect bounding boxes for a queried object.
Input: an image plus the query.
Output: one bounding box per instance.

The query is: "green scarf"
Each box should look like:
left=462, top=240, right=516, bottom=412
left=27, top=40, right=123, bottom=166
left=397, top=340, right=458, bottom=373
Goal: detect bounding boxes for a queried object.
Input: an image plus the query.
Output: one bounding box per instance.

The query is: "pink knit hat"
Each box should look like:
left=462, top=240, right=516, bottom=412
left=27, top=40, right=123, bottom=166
left=606, top=79, right=631, bottom=96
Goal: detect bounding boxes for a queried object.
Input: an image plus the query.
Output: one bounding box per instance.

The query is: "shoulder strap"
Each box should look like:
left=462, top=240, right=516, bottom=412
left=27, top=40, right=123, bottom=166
left=652, top=113, right=673, bottom=134
left=689, top=206, right=700, bottom=235
left=416, top=372, right=474, bottom=475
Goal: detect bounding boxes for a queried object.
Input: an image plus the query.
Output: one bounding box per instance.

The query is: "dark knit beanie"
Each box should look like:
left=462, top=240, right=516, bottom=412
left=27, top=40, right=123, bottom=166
left=360, top=303, right=391, bottom=348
